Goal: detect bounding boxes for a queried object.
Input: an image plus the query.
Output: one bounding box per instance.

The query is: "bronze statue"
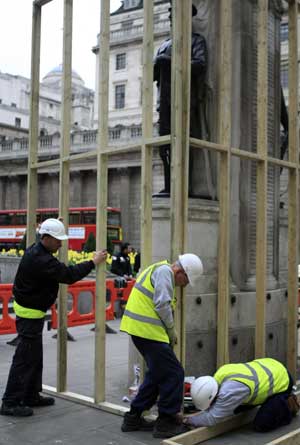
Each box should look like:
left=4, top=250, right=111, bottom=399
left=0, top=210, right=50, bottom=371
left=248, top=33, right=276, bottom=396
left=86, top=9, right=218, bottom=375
left=153, top=3, right=208, bottom=196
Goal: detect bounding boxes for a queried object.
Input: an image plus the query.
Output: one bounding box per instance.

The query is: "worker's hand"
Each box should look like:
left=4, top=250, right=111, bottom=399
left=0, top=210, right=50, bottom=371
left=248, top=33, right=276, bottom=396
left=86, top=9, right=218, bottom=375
left=93, top=249, right=107, bottom=265
left=167, top=326, right=178, bottom=347
left=182, top=416, right=195, bottom=428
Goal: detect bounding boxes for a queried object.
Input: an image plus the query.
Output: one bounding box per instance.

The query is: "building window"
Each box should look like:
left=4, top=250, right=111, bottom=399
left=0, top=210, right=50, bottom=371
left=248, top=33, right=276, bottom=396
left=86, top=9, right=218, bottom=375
left=15, top=117, right=21, bottom=128
left=0, top=99, right=2, bottom=104
left=122, top=19, right=133, bottom=29
left=11, top=102, right=17, bottom=108
left=115, top=84, right=125, bottom=109
left=280, top=23, right=288, bottom=42
left=281, top=66, right=288, bottom=89
left=49, top=103, right=53, bottom=109
left=116, top=53, right=126, bottom=70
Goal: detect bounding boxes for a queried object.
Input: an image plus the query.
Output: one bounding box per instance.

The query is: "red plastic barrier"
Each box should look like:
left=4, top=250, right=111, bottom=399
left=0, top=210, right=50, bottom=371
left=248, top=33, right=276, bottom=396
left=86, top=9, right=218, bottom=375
left=0, top=278, right=136, bottom=335
left=0, top=284, right=16, bottom=335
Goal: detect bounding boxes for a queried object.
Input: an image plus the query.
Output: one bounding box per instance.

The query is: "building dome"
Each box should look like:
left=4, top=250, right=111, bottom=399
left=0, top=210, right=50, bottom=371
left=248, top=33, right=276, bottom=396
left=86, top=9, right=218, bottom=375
left=42, top=64, right=85, bottom=87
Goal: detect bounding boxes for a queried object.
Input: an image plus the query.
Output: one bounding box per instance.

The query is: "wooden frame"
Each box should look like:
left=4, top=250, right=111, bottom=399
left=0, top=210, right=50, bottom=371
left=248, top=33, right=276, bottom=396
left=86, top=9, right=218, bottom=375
left=26, top=2, right=299, bottom=443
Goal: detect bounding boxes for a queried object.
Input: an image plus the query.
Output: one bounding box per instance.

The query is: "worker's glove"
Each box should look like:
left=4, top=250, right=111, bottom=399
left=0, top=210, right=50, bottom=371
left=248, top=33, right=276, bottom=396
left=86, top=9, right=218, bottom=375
left=287, top=394, right=300, bottom=417
left=167, top=326, right=178, bottom=347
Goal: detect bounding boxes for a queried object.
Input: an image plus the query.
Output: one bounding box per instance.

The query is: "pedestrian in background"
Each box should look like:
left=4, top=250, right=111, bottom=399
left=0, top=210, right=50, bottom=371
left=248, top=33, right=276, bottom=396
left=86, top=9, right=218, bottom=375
left=111, top=242, right=133, bottom=280
left=0, top=218, right=107, bottom=417
left=120, top=253, right=203, bottom=438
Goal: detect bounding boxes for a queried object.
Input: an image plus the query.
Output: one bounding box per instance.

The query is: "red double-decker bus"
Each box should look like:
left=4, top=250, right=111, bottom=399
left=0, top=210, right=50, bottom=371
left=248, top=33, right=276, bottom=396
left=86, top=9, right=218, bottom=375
left=0, top=207, right=122, bottom=251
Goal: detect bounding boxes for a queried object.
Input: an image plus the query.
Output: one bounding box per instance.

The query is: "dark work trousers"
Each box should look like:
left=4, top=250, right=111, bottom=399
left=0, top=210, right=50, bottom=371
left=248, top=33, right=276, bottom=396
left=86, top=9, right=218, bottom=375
left=130, top=335, right=184, bottom=416
left=2, top=316, right=44, bottom=406
left=253, top=372, right=294, bottom=432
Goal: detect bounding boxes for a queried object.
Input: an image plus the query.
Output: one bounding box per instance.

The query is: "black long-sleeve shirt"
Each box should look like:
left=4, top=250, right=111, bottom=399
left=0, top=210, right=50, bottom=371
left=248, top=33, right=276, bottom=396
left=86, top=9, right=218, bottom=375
left=13, top=242, right=95, bottom=312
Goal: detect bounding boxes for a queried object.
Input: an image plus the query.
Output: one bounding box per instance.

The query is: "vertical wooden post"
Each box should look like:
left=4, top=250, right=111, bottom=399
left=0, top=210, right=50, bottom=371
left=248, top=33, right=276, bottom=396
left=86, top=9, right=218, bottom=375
left=170, top=0, right=191, bottom=363
left=27, top=3, right=41, bottom=246
left=141, top=0, right=153, bottom=270
left=255, top=0, right=268, bottom=358
left=287, top=0, right=299, bottom=378
left=216, top=0, right=232, bottom=368
left=94, top=0, right=110, bottom=404
left=57, top=0, right=73, bottom=392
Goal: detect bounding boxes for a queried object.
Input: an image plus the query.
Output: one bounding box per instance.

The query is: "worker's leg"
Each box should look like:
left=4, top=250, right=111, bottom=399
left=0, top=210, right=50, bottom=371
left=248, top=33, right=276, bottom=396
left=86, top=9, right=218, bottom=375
left=253, top=394, right=293, bottom=432
left=2, top=317, right=44, bottom=405
left=254, top=373, right=295, bottom=432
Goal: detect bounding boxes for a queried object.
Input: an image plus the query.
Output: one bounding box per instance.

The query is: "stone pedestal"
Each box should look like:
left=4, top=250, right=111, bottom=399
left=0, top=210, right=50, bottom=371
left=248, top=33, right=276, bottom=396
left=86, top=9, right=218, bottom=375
left=151, top=199, right=289, bottom=376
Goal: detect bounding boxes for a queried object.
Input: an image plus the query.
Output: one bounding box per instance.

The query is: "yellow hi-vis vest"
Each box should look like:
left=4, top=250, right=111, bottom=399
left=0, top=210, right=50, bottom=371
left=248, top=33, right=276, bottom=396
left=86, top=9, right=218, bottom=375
left=120, top=260, right=175, bottom=343
left=214, top=358, right=290, bottom=406
left=13, top=300, right=46, bottom=319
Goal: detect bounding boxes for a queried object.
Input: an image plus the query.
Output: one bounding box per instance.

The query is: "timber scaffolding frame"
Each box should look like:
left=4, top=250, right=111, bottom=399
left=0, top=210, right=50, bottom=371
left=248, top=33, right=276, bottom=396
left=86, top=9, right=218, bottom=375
left=27, top=0, right=300, bottom=443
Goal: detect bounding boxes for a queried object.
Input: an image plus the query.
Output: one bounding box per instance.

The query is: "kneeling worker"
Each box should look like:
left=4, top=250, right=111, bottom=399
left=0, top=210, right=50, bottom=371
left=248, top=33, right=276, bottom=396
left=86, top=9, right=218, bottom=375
left=185, top=357, right=299, bottom=432
left=120, top=253, right=204, bottom=438
left=1, top=218, right=107, bottom=417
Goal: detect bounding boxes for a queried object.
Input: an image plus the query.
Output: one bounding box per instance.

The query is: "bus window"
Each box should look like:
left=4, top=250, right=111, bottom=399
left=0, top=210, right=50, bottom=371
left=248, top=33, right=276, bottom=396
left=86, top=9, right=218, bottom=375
left=82, top=212, right=96, bottom=224
left=69, top=212, right=80, bottom=224
left=0, top=214, right=11, bottom=225
left=107, top=227, right=119, bottom=241
left=107, top=211, right=121, bottom=226
left=13, top=214, right=27, bottom=225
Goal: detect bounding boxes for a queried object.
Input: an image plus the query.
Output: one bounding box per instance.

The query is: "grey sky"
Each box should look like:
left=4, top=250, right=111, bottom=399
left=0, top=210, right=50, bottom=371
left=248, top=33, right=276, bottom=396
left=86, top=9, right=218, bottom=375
left=0, top=0, right=122, bottom=90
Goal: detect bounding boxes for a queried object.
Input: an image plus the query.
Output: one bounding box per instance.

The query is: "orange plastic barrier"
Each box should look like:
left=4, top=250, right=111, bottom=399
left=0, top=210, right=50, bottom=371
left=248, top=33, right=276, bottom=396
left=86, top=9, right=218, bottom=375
left=0, top=284, right=16, bottom=335
left=0, top=278, right=136, bottom=335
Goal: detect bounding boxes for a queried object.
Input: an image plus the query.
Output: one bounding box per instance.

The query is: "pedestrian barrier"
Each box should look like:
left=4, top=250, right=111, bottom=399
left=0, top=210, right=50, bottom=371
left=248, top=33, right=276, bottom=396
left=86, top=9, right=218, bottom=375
left=0, top=278, right=135, bottom=335
left=0, top=284, right=15, bottom=335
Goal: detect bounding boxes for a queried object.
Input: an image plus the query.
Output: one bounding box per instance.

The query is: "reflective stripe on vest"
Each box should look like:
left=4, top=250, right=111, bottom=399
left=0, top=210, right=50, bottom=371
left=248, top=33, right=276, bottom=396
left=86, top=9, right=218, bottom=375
left=214, top=358, right=289, bottom=406
left=120, top=260, right=175, bottom=343
left=13, top=300, right=46, bottom=319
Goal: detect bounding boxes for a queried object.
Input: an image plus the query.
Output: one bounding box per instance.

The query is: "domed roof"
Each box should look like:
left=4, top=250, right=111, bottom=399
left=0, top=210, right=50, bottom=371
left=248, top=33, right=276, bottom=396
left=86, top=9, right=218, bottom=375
left=42, top=64, right=84, bottom=87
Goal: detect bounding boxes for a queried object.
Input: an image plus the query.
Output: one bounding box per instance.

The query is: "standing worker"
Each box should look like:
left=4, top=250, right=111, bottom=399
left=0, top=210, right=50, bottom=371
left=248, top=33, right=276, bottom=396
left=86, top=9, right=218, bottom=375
left=120, top=253, right=204, bottom=438
left=185, top=358, right=299, bottom=432
left=0, top=218, right=107, bottom=417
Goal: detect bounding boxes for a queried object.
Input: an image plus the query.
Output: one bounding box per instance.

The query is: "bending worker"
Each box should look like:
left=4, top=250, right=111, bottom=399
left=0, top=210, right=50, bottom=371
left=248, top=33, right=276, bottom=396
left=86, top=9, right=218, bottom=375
left=120, top=253, right=203, bottom=439
left=1, top=218, right=107, bottom=417
left=185, top=357, right=299, bottom=432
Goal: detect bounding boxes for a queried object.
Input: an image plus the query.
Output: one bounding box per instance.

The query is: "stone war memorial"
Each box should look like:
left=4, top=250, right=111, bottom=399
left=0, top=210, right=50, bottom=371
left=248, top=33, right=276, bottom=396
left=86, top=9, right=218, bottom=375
left=152, top=0, right=298, bottom=377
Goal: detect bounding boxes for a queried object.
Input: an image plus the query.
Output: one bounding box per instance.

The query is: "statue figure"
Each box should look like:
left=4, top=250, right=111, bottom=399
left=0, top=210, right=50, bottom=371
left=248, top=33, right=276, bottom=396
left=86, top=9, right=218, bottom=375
left=153, top=3, right=208, bottom=196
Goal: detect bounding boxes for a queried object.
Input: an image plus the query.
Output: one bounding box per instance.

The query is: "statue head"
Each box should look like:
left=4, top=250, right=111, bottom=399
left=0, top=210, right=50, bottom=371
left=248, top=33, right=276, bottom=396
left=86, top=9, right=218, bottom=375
left=168, top=3, right=198, bottom=24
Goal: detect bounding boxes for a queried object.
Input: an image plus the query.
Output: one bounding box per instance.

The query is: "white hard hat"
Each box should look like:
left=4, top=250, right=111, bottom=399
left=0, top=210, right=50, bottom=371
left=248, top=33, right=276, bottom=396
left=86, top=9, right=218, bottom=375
left=191, top=376, right=218, bottom=410
left=178, top=253, right=203, bottom=286
left=39, top=218, right=68, bottom=240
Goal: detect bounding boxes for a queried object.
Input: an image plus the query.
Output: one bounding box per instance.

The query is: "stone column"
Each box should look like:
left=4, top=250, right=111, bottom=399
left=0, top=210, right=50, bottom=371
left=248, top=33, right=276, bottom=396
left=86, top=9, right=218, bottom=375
left=70, top=171, right=82, bottom=207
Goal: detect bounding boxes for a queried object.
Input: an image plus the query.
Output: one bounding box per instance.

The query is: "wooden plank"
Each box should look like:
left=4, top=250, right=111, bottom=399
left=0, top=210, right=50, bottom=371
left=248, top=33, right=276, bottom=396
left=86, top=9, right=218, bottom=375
left=26, top=3, right=41, bottom=246
left=170, top=0, right=191, bottom=364
left=140, top=1, right=153, bottom=274
left=287, top=0, right=299, bottom=378
left=265, top=429, right=300, bottom=445
left=162, top=409, right=257, bottom=445
left=255, top=0, right=268, bottom=358
left=216, top=0, right=232, bottom=368
left=94, top=0, right=110, bottom=404
left=57, top=0, right=73, bottom=393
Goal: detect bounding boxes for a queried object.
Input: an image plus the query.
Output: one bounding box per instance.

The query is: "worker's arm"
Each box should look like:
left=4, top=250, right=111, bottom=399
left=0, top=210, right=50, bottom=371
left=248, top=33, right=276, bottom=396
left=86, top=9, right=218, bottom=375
left=186, top=380, right=251, bottom=427
left=41, top=250, right=106, bottom=285
left=151, top=265, right=174, bottom=329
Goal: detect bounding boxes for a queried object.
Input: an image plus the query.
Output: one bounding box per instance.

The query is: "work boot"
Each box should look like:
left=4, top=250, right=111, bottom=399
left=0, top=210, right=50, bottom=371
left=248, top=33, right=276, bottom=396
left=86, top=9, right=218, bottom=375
left=121, top=411, right=155, bottom=432
left=153, top=415, right=190, bottom=438
left=25, top=395, right=55, bottom=407
left=0, top=402, right=33, bottom=417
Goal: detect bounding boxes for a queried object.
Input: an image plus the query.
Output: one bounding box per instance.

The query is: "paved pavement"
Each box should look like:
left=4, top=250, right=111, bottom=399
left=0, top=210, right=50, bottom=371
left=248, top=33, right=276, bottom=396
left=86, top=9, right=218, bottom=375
left=1, top=320, right=300, bottom=445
